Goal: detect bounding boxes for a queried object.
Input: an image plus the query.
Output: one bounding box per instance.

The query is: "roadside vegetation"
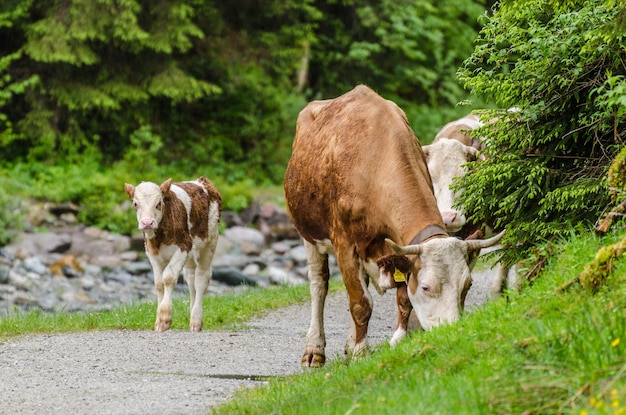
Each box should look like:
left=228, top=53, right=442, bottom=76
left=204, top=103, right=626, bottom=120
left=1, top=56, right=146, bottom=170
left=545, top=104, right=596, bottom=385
left=0, top=279, right=344, bottom=339
left=210, top=229, right=626, bottom=415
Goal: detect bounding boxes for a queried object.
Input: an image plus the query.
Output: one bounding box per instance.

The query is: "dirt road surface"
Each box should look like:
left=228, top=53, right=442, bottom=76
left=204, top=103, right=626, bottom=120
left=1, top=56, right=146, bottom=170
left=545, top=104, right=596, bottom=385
left=0, top=266, right=504, bottom=415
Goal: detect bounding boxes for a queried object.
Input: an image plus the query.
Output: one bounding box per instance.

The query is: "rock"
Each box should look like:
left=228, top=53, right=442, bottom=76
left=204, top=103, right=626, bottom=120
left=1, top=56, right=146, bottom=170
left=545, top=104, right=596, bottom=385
left=270, top=241, right=291, bottom=255
left=221, top=211, right=244, bottom=228
left=0, top=265, right=9, bottom=284
left=123, top=261, right=152, bottom=275
left=288, top=245, right=308, bottom=264
left=49, top=254, right=83, bottom=277
left=23, top=257, right=48, bottom=275
left=5, top=233, right=72, bottom=257
left=48, top=202, right=80, bottom=216
left=212, top=267, right=258, bottom=287
left=265, top=266, right=306, bottom=286
left=223, top=227, right=265, bottom=255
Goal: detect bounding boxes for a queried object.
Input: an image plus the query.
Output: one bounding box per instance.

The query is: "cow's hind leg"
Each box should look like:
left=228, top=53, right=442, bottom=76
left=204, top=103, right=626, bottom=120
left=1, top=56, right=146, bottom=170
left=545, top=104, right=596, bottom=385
left=302, top=240, right=330, bottom=368
left=189, top=243, right=216, bottom=332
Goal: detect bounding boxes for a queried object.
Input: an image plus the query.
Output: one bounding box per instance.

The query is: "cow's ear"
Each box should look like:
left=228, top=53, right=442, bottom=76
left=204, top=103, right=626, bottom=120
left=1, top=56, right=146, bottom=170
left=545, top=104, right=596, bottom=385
left=160, top=178, right=172, bottom=194
left=422, top=145, right=430, bottom=159
left=124, top=183, right=135, bottom=199
left=466, top=146, right=478, bottom=161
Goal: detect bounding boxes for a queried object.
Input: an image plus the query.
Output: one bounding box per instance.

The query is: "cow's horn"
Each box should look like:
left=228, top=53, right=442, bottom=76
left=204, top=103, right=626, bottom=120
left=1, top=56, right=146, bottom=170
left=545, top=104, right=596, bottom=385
left=384, top=238, right=423, bottom=255
left=465, top=230, right=506, bottom=251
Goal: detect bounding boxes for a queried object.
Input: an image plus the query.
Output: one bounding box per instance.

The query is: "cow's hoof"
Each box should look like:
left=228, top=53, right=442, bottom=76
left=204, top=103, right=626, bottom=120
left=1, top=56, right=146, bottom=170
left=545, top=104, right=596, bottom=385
left=190, top=323, right=203, bottom=332
left=301, top=352, right=325, bottom=368
left=155, top=321, right=171, bottom=332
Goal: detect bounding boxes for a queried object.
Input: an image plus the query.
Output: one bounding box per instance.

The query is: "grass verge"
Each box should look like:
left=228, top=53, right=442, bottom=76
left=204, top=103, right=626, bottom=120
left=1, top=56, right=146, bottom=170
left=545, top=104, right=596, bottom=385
left=210, top=230, right=626, bottom=415
left=0, top=278, right=343, bottom=339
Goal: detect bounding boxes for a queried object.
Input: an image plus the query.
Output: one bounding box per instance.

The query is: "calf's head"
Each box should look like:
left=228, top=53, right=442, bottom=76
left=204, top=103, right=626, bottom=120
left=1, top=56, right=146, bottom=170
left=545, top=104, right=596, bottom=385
left=124, top=178, right=172, bottom=238
left=423, top=139, right=478, bottom=233
left=381, top=231, right=504, bottom=330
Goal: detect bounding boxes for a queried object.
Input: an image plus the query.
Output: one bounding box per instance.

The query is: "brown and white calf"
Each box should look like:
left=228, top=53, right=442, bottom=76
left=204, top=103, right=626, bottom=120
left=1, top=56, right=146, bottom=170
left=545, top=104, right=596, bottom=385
left=124, top=177, right=222, bottom=332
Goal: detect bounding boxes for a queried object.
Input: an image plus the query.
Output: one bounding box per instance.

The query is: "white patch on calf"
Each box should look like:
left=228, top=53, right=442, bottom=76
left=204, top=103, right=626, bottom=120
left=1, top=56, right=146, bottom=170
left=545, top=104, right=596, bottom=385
left=170, top=184, right=193, bottom=231
left=207, top=200, right=220, bottom=241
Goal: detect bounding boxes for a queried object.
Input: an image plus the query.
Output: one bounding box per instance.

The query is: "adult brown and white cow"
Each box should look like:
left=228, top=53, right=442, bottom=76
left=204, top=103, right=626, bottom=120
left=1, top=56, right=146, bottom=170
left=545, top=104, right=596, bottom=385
left=425, top=114, right=514, bottom=294
left=284, top=85, right=504, bottom=367
left=424, top=114, right=485, bottom=235
left=124, top=177, right=222, bottom=332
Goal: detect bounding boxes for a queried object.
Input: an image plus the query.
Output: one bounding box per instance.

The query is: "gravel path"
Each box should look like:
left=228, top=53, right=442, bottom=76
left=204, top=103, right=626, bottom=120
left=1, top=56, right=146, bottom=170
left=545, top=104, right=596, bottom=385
left=0, top=265, right=505, bottom=415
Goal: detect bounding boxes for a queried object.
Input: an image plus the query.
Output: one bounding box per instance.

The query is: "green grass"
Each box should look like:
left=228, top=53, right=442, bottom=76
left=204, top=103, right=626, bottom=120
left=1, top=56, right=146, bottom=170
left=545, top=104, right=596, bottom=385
left=0, top=279, right=343, bottom=339
left=210, top=230, right=626, bottom=415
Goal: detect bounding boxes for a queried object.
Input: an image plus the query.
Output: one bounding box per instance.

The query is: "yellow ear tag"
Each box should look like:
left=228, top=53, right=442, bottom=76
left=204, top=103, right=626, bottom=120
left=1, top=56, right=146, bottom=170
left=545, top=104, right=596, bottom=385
left=393, top=269, right=406, bottom=283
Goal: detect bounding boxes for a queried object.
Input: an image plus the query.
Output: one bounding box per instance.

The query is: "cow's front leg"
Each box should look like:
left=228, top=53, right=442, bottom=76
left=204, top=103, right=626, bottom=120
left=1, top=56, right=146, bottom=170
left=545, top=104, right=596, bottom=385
left=390, top=284, right=412, bottom=346
left=155, top=250, right=188, bottom=332
left=302, top=240, right=330, bottom=367
left=341, top=255, right=372, bottom=359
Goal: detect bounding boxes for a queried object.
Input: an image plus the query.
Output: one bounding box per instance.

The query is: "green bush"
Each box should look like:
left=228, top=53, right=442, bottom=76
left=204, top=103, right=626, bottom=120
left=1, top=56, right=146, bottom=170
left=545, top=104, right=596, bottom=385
left=457, top=0, right=626, bottom=265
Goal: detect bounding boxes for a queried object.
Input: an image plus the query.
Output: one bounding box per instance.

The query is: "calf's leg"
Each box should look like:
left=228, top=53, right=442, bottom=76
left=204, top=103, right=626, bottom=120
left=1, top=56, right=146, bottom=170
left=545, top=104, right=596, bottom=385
left=189, top=243, right=216, bottom=332
left=302, top=240, right=330, bottom=367
left=155, top=250, right=188, bottom=332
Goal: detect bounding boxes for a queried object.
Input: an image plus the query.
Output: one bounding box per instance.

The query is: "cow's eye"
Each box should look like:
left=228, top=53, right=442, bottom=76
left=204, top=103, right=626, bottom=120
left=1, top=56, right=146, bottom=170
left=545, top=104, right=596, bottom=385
left=422, top=285, right=430, bottom=293
left=133, top=201, right=138, bottom=210
left=156, top=201, right=162, bottom=210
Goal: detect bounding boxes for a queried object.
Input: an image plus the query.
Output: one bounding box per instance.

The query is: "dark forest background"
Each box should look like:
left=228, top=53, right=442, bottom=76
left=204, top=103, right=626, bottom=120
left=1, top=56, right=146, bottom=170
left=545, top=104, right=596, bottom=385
left=1, top=0, right=625, bottom=266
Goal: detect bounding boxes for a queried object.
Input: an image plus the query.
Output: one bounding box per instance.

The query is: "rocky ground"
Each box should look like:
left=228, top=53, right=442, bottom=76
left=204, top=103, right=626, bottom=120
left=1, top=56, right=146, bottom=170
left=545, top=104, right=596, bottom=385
left=0, top=200, right=326, bottom=316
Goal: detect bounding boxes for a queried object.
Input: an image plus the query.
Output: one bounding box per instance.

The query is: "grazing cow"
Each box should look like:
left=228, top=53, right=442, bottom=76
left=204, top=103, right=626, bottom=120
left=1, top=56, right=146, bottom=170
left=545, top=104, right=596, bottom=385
left=425, top=114, right=514, bottom=294
left=284, top=85, right=504, bottom=367
left=423, top=138, right=479, bottom=235
left=124, top=177, right=222, bottom=332
left=424, top=114, right=486, bottom=234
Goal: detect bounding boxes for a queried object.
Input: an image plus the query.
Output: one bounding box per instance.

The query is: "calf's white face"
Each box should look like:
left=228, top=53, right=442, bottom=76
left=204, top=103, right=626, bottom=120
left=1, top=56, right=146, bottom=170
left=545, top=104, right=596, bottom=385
left=423, top=139, right=477, bottom=233
left=125, top=181, right=168, bottom=236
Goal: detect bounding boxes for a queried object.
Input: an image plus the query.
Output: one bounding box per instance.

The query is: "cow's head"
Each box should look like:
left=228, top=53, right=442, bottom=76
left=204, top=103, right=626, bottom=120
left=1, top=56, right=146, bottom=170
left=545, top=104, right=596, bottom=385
left=380, top=231, right=504, bottom=330
left=423, top=138, right=478, bottom=233
left=124, top=178, right=172, bottom=238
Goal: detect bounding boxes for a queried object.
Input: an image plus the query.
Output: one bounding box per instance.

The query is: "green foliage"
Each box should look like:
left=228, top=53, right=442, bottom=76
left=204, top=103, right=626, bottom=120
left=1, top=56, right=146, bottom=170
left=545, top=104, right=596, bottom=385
left=1, top=0, right=221, bottom=165
left=307, top=0, right=487, bottom=139
left=456, top=0, right=626, bottom=263
left=0, top=0, right=490, bottom=234
left=0, top=183, right=24, bottom=246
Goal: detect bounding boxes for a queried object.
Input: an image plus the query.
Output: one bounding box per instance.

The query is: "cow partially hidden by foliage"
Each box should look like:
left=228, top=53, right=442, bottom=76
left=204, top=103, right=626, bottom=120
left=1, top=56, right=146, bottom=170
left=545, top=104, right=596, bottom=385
left=284, top=85, right=504, bottom=367
left=124, top=177, right=222, bottom=332
left=423, top=114, right=485, bottom=235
